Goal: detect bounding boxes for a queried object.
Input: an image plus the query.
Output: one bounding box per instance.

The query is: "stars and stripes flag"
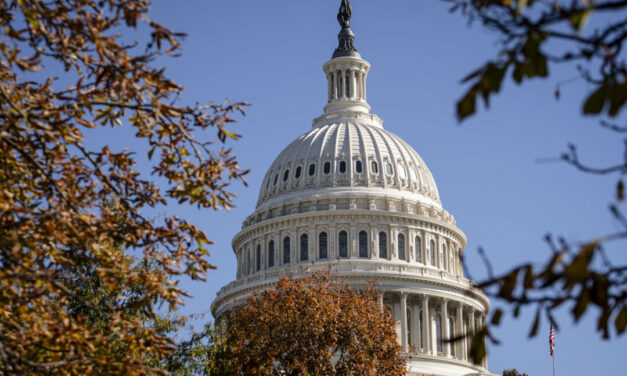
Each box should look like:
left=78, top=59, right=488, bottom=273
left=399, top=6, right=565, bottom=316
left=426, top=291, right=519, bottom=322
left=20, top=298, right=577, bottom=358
left=549, top=326, right=555, bottom=356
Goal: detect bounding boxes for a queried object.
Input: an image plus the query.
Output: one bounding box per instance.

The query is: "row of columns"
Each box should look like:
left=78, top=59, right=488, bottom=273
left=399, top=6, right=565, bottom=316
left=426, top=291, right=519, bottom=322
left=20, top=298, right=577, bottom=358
left=327, top=68, right=366, bottom=102
left=389, top=292, right=488, bottom=369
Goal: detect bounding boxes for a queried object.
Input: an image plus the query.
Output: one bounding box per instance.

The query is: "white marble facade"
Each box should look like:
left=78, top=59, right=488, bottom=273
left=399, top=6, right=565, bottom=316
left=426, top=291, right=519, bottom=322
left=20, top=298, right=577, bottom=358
left=212, top=5, right=495, bottom=375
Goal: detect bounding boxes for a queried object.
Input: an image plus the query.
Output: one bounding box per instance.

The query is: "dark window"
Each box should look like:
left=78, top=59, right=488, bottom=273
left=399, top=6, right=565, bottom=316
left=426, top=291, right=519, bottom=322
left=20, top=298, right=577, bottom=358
left=398, top=233, right=405, bottom=261
left=359, top=231, right=368, bottom=258
left=386, top=163, right=393, bottom=175
left=355, top=160, right=362, bottom=173
left=283, top=169, right=289, bottom=182
left=339, top=161, right=346, bottom=173
left=256, top=245, right=261, bottom=271
left=436, top=314, right=443, bottom=353
left=308, top=163, right=316, bottom=176
left=339, top=231, right=348, bottom=258
left=319, top=232, right=328, bottom=259
left=268, top=240, right=275, bottom=267
left=283, top=237, right=291, bottom=264
left=371, top=161, right=378, bottom=173
left=379, top=231, right=387, bottom=259
left=266, top=178, right=271, bottom=189
left=300, top=234, right=308, bottom=261
left=273, top=173, right=278, bottom=185
left=323, top=162, right=331, bottom=174
left=295, top=166, right=301, bottom=179
left=415, top=236, right=421, bottom=264
left=430, top=240, right=436, bottom=266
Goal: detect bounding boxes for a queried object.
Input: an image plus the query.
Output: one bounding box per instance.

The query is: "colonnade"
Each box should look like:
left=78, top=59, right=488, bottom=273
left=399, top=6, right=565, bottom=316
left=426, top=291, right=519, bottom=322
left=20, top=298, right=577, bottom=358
left=381, top=292, right=488, bottom=369
left=326, top=67, right=367, bottom=102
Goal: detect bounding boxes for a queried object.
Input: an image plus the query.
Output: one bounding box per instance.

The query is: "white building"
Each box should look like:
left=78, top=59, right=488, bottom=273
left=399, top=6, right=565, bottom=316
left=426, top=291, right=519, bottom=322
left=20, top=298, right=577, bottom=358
left=212, top=1, right=495, bottom=375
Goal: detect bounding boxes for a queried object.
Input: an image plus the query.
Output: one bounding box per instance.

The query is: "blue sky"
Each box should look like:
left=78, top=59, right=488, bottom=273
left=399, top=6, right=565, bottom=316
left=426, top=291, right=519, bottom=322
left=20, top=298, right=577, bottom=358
left=129, top=1, right=626, bottom=374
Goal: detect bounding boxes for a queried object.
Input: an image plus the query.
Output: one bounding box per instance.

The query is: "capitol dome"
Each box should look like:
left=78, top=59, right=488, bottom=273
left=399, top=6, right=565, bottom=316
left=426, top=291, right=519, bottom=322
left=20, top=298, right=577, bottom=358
left=213, top=2, right=494, bottom=375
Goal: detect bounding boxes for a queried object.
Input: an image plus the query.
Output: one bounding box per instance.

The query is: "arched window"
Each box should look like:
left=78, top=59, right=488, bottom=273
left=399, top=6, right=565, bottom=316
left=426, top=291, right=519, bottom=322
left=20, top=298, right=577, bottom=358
left=283, top=236, right=290, bottom=264
left=436, top=313, right=443, bottom=353
left=273, top=173, right=278, bottom=185
left=339, top=161, right=346, bottom=173
left=337, top=74, right=342, bottom=98
left=256, top=244, right=261, bottom=271
left=379, top=231, right=387, bottom=259
left=358, top=231, right=368, bottom=258
left=371, top=161, right=378, bottom=173
left=339, top=231, right=348, bottom=258
left=268, top=240, right=275, bottom=267
left=295, top=166, right=301, bottom=179
left=323, top=161, right=331, bottom=174
left=319, top=232, right=328, bottom=259
left=266, top=177, right=271, bottom=189
left=415, top=236, right=422, bottom=264
left=355, top=160, right=362, bottom=173
left=283, top=169, right=289, bottom=182
left=300, top=234, right=308, bottom=261
left=430, top=240, right=436, bottom=266
left=345, top=72, right=350, bottom=97
left=386, top=163, right=393, bottom=175
left=308, top=163, right=316, bottom=176
left=398, top=233, right=405, bottom=261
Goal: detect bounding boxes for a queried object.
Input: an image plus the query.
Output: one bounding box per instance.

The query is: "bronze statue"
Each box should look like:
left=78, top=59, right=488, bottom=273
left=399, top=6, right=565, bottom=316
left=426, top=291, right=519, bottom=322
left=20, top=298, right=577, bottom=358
left=337, top=0, right=352, bottom=29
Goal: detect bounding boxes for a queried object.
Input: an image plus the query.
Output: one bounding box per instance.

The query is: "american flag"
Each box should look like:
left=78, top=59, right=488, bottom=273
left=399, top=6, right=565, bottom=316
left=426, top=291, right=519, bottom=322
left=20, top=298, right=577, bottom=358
left=549, top=326, right=555, bottom=356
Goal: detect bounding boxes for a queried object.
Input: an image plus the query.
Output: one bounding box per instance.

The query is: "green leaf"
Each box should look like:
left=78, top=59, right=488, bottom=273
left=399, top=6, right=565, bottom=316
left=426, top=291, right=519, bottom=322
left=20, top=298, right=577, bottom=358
left=457, top=89, right=477, bottom=121
left=569, top=9, right=591, bottom=32
left=491, top=309, right=503, bottom=326
left=583, top=84, right=607, bottom=114
left=572, top=288, right=589, bottom=322
left=618, top=180, right=625, bottom=201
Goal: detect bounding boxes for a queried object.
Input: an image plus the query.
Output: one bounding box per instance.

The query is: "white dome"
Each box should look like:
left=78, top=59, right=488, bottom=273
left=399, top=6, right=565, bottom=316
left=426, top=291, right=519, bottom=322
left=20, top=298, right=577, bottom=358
left=257, top=111, right=441, bottom=211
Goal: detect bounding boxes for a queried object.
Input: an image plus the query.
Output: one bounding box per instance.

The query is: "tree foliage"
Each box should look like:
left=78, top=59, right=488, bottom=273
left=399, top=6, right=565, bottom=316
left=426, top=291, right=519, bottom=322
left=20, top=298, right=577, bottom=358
left=211, top=272, right=406, bottom=376
left=445, top=0, right=627, bottom=362
left=0, top=0, right=248, bottom=374
left=502, top=369, right=528, bottom=376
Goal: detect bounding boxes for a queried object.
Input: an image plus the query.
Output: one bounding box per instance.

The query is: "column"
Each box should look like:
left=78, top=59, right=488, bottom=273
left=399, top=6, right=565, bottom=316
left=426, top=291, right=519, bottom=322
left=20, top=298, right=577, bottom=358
left=456, top=304, right=464, bottom=360
left=332, top=71, right=338, bottom=99
left=400, top=292, right=408, bottom=352
left=469, top=309, right=476, bottom=364
left=421, top=296, right=430, bottom=355
left=327, top=73, right=333, bottom=101
left=481, top=314, right=488, bottom=368
left=350, top=69, right=356, bottom=99
left=362, top=71, right=367, bottom=100
left=341, top=70, right=347, bottom=98
left=378, top=293, right=384, bottom=311
left=413, top=303, right=421, bottom=351
left=442, top=299, right=450, bottom=357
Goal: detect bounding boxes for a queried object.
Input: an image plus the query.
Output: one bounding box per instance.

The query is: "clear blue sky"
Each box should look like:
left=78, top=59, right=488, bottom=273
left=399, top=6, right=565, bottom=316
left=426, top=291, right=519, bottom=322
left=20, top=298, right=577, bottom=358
left=129, top=1, right=625, bottom=374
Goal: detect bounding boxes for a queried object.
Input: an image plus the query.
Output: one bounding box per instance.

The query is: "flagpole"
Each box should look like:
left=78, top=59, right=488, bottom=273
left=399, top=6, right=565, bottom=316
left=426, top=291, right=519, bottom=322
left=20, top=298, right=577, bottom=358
left=552, top=348, right=556, bottom=376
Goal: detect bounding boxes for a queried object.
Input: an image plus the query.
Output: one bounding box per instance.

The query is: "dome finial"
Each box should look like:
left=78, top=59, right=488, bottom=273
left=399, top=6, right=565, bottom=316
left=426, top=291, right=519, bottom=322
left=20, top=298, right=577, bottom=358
left=333, top=0, right=360, bottom=58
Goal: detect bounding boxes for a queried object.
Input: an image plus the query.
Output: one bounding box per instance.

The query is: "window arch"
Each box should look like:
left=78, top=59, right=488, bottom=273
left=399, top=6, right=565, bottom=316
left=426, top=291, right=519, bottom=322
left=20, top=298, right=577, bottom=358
left=300, top=234, right=308, bottom=261
left=430, top=239, right=436, bottom=266
left=268, top=240, right=275, bottom=267
left=358, top=231, right=368, bottom=258
left=295, top=166, right=301, bottom=179
left=256, top=244, right=261, bottom=271
left=371, top=161, right=379, bottom=174
left=308, top=163, right=316, bottom=176
left=398, top=233, right=406, bottom=261
left=415, top=236, right=422, bottom=264
left=283, top=236, right=290, bottom=264
left=435, top=313, right=443, bottom=353
left=319, top=232, right=328, bottom=259
left=323, top=161, right=331, bottom=174
left=339, top=161, right=346, bottom=173
left=339, top=231, right=348, bottom=258
left=379, top=231, right=387, bottom=259
left=355, top=160, right=362, bottom=173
